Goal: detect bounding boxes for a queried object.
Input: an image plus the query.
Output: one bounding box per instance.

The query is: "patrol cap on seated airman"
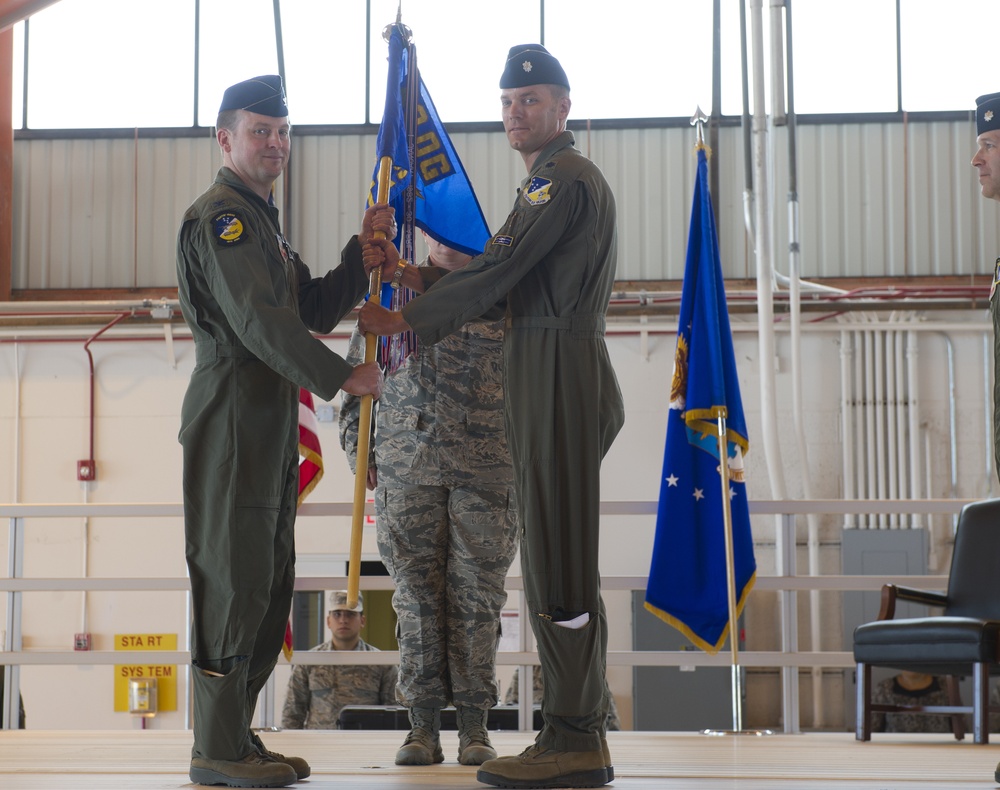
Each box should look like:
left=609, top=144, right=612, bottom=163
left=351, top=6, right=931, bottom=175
left=329, top=589, right=363, bottom=613
left=500, top=44, right=570, bottom=90
left=219, top=74, right=288, bottom=117
left=976, top=92, right=1000, bottom=136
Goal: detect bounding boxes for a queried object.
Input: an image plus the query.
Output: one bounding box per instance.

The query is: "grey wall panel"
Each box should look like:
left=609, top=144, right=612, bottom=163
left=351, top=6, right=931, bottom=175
left=12, top=120, right=1000, bottom=292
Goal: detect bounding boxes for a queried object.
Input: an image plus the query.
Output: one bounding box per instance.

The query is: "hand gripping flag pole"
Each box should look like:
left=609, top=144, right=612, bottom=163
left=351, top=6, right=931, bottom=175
left=347, top=156, right=390, bottom=612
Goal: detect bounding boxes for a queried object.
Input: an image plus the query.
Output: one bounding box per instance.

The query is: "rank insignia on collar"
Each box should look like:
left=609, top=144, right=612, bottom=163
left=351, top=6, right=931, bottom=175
left=212, top=212, right=245, bottom=246
left=492, top=234, right=514, bottom=246
left=524, top=176, right=552, bottom=206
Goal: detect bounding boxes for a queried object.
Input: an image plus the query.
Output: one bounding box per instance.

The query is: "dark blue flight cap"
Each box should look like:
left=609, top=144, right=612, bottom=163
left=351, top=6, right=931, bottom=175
left=977, top=92, right=1000, bottom=136
left=219, top=75, right=288, bottom=117
left=499, top=44, right=569, bottom=90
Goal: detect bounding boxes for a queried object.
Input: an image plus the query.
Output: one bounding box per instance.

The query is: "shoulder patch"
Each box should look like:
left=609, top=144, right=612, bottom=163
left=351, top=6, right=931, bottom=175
left=492, top=234, right=514, bottom=247
left=523, top=176, right=552, bottom=206
left=212, top=212, right=246, bottom=246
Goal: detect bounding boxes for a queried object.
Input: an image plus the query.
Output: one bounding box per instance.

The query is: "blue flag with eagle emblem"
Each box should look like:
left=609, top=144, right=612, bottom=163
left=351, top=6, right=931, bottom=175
left=644, top=147, right=756, bottom=655
left=368, top=25, right=489, bottom=259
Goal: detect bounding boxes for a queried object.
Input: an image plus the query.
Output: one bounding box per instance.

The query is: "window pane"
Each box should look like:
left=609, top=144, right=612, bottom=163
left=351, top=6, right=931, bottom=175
left=280, top=0, right=367, bottom=125
left=198, top=0, right=279, bottom=126
left=26, top=0, right=195, bottom=129
left=901, top=0, right=995, bottom=111
left=368, top=0, right=541, bottom=124
left=789, top=0, right=897, bottom=114
left=545, top=0, right=712, bottom=120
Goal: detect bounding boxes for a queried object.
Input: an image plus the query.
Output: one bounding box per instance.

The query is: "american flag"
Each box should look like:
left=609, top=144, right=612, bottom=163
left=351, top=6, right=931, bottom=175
left=284, top=388, right=325, bottom=661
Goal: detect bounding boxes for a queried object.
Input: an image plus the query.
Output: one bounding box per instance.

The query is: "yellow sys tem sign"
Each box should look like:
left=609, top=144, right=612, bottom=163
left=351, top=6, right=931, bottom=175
left=113, top=633, right=178, bottom=713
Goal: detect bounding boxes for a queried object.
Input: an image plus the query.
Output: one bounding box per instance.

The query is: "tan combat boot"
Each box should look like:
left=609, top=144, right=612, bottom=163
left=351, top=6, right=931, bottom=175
left=457, top=705, right=498, bottom=765
left=251, top=732, right=311, bottom=780
left=395, top=706, right=444, bottom=765
left=189, top=751, right=297, bottom=788
left=477, top=743, right=609, bottom=789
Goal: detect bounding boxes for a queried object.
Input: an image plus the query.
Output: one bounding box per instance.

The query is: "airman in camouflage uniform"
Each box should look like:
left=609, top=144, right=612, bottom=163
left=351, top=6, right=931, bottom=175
left=281, top=591, right=398, bottom=729
left=340, top=237, right=517, bottom=767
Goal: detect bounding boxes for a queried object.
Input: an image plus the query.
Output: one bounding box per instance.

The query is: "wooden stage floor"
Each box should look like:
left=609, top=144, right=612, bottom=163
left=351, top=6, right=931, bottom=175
left=1, top=729, right=999, bottom=789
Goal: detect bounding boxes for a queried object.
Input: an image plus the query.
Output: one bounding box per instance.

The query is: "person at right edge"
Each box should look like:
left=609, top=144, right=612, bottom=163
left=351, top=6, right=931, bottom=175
left=360, top=45, right=624, bottom=790
left=972, top=89, right=1000, bottom=785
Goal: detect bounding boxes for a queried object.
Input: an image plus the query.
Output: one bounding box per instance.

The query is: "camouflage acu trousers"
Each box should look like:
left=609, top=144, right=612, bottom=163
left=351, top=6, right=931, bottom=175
left=375, top=480, right=517, bottom=710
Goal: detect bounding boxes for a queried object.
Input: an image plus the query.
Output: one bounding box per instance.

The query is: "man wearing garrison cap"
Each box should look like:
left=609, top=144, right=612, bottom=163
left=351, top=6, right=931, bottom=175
left=973, top=93, right=1000, bottom=503
left=176, top=75, right=393, bottom=788
left=360, top=44, right=623, bottom=789
left=975, top=90, right=1000, bottom=788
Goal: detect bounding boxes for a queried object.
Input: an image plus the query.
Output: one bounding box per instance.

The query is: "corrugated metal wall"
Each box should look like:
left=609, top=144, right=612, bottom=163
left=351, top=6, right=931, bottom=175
left=11, top=120, right=1000, bottom=290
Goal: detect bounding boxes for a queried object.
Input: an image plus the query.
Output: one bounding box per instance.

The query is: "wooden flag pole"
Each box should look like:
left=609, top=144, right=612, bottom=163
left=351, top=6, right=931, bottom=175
left=347, top=155, right=392, bottom=610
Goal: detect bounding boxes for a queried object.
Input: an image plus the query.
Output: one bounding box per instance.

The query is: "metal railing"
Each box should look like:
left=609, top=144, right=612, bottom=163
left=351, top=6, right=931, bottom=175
left=1, top=499, right=969, bottom=732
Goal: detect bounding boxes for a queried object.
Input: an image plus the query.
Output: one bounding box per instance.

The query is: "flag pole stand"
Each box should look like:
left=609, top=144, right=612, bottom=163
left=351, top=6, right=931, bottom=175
left=690, top=107, right=772, bottom=737
left=698, top=413, right=772, bottom=738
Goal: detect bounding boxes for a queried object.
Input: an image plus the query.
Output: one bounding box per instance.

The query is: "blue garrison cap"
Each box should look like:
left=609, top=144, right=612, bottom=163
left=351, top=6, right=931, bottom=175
left=219, top=75, right=288, bottom=117
left=499, top=44, right=569, bottom=90
left=977, top=92, right=1000, bottom=136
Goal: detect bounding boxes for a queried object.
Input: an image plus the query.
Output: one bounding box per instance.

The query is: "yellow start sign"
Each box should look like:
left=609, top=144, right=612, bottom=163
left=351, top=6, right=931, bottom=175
left=113, top=633, right=178, bottom=713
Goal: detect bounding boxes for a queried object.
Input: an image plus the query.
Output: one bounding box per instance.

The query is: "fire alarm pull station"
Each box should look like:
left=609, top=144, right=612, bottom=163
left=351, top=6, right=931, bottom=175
left=77, top=460, right=96, bottom=481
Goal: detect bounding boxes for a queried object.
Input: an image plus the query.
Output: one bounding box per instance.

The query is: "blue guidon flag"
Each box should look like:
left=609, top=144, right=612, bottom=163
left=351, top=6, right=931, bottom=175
left=644, top=146, right=756, bottom=655
left=367, top=23, right=491, bottom=372
left=368, top=25, right=489, bottom=259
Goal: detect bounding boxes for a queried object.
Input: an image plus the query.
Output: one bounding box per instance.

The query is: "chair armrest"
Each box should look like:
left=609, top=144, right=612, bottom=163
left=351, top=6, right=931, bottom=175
left=876, top=583, right=949, bottom=620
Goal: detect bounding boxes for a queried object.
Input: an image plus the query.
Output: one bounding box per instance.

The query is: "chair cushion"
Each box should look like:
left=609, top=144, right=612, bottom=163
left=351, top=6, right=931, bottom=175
left=854, top=617, right=1000, bottom=672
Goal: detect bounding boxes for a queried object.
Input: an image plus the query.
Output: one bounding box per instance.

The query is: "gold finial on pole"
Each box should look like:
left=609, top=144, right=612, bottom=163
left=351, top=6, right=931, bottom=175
left=690, top=105, right=711, bottom=157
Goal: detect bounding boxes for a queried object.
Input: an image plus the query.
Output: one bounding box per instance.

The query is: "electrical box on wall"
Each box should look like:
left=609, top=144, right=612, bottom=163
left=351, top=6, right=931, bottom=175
left=77, top=460, right=96, bottom=481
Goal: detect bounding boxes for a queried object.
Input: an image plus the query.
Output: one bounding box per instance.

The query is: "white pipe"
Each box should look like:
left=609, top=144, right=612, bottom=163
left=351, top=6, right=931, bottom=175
left=750, top=0, right=787, bottom=501
left=773, top=270, right=847, bottom=295
left=886, top=325, right=899, bottom=527
left=863, top=328, right=876, bottom=524
left=907, top=330, right=921, bottom=525
left=889, top=330, right=913, bottom=527
left=840, top=329, right=855, bottom=527
left=769, top=0, right=787, bottom=125
left=14, top=343, right=22, bottom=504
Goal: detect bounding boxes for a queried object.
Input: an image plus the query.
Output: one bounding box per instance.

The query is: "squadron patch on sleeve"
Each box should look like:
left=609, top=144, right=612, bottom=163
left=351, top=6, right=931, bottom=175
left=523, top=176, right=552, bottom=206
left=492, top=234, right=514, bottom=247
left=212, top=212, right=246, bottom=246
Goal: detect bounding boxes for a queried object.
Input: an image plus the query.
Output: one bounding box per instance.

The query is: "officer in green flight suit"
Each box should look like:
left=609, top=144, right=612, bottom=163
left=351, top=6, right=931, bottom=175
left=176, top=74, right=391, bottom=789
left=972, top=90, right=1000, bottom=787
left=359, top=46, right=624, bottom=790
